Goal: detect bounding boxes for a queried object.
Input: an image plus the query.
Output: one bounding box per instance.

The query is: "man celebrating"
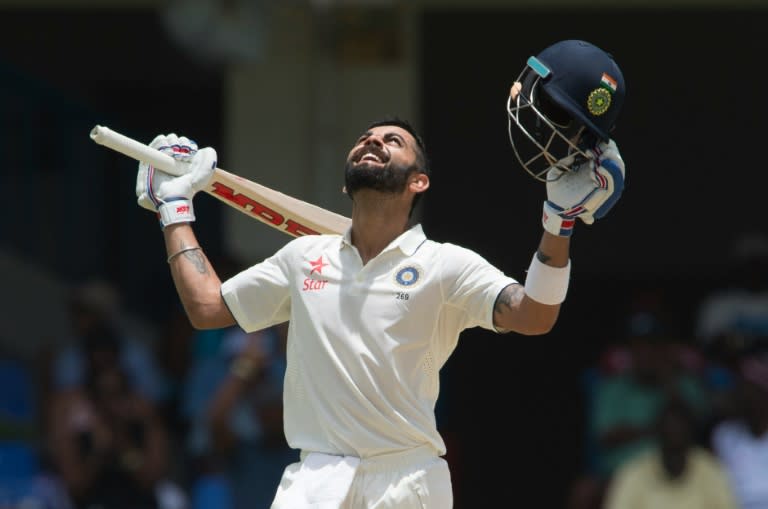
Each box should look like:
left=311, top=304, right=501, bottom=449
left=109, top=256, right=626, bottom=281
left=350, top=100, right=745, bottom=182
left=135, top=39, right=625, bottom=508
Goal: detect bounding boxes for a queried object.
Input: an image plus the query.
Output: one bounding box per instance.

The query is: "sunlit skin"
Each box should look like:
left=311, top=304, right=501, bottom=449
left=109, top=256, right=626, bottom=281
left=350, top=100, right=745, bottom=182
left=343, top=127, right=423, bottom=201
left=158, top=121, right=569, bottom=336
left=342, top=125, right=429, bottom=265
left=341, top=124, right=568, bottom=335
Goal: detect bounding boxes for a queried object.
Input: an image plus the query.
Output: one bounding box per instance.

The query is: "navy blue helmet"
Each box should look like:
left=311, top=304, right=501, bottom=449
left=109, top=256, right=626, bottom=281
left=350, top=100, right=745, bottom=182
left=507, top=40, right=625, bottom=181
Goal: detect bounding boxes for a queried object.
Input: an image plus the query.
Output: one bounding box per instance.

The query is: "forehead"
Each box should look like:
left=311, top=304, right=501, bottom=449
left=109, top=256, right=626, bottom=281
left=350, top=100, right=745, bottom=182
left=364, top=125, right=416, bottom=144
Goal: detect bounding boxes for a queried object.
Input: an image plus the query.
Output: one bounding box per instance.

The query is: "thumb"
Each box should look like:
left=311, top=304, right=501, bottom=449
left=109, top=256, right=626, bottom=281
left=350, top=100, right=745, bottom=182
left=190, top=147, right=218, bottom=190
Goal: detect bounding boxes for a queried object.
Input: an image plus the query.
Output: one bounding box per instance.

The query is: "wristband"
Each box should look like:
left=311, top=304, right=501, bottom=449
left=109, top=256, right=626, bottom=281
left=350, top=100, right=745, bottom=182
left=524, top=253, right=571, bottom=305
left=158, top=199, right=195, bottom=229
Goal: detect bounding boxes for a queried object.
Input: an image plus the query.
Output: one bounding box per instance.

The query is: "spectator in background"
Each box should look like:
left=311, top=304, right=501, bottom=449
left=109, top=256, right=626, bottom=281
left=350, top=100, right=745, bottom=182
left=47, top=322, right=185, bottom=509
left=53, top=278, right=169, bottom=406
left=568, top=310, right=710, bottom=509
left=695, top=232, right=768, bottom=430
left=157, top=253, right=243, bottom=437
left=593, top=312, right=709, bottom=474
left=181, top=322, right=295, bottom=509
left=0, top=351, right=72, bottom=509
left=696, top=232, right=768, bottom=354
left=711, top=354, right=768, bottom=509
left=603, top=396, right=737, bottom=509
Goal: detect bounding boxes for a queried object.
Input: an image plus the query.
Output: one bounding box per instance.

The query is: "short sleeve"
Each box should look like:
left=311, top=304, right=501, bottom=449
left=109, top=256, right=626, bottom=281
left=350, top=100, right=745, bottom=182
left=221, top=243, right=295, bottom=332
left=440, top=244, right=518, bottom=331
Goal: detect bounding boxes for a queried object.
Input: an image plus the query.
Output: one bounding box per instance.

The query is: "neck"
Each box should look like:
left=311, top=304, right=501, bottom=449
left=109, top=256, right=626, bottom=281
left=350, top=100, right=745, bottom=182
left=349, top=190, right=412, bottom=264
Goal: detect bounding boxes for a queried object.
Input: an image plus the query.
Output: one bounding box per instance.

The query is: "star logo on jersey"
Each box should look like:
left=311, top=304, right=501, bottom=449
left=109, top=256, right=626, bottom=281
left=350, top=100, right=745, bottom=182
left=304, top=255, right=330, bottom=292
left=309, top=255, right=329, bottom=275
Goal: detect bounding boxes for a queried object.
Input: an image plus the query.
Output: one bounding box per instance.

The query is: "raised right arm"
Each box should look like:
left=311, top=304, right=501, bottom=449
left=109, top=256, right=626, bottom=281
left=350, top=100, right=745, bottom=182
left=164, top=223, right=235, bottom=329
left=134, top=133, right=235, bottom=330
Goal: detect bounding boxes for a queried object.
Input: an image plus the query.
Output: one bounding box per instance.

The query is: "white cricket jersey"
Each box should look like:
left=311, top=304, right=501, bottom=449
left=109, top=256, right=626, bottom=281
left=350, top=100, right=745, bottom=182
left=221, top=223, right=517, bottom=458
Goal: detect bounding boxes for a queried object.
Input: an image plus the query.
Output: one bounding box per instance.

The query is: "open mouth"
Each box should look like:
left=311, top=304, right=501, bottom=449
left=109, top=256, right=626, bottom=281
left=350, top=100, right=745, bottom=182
left=355, top=146, right=388, bottom=165
left=361, top=153, right=382, bottom=163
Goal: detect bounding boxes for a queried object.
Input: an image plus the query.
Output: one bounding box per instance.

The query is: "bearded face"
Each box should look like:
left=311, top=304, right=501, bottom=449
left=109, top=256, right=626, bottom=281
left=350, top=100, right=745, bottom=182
left=344, top=144, right=417, bottom=197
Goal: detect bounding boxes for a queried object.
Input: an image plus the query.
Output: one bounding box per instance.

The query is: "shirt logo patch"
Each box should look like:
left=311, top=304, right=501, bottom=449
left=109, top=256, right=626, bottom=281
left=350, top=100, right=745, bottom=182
left=304, top=255, right=329, bottom=291
left=394, top=265, right=421, bottom=288
left=309, top=255, right=328, bottom=275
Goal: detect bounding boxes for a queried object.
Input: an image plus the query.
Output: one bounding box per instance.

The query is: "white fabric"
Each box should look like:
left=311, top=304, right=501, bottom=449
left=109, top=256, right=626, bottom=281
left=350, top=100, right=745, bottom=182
left=158, top=199, right=195, bottom=227
left=544, top=139, right=625, bottom=226
left=542, top=201, right=575, bottom=236
left=271, top=452, right=360, bottom=509
left=221, top=223, right=516, bottom=458
left=345, top=445, right=451, bottom=508
left=135, top=133, right=217, bottom=216
left=272, top=445, right=451, bottom=508
left=523, top=253, right=571, bottom=305
left=712, top=420, right=768, bottom=509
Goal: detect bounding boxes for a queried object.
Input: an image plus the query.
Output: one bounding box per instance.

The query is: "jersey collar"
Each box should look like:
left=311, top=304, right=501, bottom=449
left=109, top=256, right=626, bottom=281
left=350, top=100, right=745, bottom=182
left=398, top=223, right=427, bottom=255
left=340, top=223, right=426, bottom=256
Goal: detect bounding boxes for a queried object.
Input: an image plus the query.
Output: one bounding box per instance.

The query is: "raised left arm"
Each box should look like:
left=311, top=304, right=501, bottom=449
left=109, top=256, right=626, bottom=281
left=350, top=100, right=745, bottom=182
left=494, top=140, right=625, bottom=335
left=493, top=232, right=569, bottom=335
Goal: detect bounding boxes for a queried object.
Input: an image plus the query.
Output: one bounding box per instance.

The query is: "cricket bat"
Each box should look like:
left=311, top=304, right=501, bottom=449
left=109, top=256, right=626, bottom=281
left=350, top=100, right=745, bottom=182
left=89, top=125, right=351, bottom=237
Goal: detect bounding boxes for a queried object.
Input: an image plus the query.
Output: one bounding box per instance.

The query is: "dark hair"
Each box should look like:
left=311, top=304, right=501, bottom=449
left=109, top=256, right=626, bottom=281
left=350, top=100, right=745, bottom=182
left=366, top=117, right=430, bottom=176
left=365, top=117, right=430, bottom=216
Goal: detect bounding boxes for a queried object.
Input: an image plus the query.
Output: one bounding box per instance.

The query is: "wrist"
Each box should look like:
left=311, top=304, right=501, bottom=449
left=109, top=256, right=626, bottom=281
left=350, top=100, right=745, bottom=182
left=524, top=252, right=571, bottom=305
left=166, top=245, right=202, bottom=264
left=542, top=201, right=575, bottom=237
left=158, top=198, right=195, bottom=229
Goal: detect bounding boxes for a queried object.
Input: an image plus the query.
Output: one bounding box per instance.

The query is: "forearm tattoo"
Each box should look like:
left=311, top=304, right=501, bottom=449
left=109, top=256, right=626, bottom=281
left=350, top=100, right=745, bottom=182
left=184, top=248, right=209, bottom=274
left=536, top=249, right=552, bottom=264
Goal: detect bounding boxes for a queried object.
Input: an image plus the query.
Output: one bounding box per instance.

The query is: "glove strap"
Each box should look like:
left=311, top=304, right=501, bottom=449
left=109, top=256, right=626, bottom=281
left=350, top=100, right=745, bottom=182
left=158, top=199, right=195, bottom=229
left=542, top=201, right=575, bottom=237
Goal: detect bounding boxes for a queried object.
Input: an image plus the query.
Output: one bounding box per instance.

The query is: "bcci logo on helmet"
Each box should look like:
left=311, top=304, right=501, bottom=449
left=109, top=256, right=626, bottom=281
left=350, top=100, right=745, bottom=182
left=587, top=88, right=611, bottom=116
left=506, top=39, right=626, bottom=182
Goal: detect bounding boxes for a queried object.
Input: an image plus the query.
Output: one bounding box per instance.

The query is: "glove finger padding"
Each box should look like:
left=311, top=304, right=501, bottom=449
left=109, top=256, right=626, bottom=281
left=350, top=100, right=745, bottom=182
left=158, top=134, right=198, bottom=161
left=155, top=146, right=217, bottom=200
left=542, top=139, right=625, bottom=235
left=135, top=133, right=217, bottom=227
left=136, top=163, right=177, bottom=212
left=575, top=141, right=625, bottom=224
left=591, top=142, right=625, bottom=220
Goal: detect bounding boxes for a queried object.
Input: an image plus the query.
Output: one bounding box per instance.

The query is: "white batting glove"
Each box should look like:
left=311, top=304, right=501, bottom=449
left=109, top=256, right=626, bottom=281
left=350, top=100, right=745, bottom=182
left=542, top=139, right=625, bottom=236
left=135, top=133, right=217, bottom=228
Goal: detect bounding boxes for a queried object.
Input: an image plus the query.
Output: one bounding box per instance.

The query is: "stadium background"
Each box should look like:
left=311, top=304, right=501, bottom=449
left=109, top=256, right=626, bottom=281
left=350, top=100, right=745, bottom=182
left=1, top=0, right=766, bottom=506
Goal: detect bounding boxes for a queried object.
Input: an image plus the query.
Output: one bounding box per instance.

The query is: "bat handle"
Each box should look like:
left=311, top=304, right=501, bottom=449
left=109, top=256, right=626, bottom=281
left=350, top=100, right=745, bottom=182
left=89, top=125, right=185, bottom=177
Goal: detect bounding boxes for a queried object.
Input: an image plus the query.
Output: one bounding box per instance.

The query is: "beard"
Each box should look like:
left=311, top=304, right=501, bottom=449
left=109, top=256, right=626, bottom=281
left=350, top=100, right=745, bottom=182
left=344, top=160, right=416, bottom=198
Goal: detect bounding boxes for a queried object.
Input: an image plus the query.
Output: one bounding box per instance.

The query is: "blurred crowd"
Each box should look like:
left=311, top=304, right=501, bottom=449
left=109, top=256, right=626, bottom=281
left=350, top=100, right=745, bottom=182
left=0, top=231, right=767, bottom=509
left=0, top=254, right=295, bottom=509
left=568, top=231, right=768, bottom=509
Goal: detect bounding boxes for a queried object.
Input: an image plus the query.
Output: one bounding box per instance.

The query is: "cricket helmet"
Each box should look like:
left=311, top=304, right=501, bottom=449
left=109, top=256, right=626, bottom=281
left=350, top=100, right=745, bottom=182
left=507, top=39, right=625, bottom=181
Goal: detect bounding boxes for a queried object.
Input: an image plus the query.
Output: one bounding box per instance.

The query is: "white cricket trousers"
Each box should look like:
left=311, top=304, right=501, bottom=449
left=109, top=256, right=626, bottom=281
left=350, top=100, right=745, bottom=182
left=271, top=444, right=453, bottom=509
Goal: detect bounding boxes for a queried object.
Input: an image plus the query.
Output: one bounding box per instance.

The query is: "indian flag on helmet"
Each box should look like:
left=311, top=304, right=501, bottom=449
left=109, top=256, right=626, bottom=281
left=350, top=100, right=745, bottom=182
left=600, top=73, right=618, bottom=93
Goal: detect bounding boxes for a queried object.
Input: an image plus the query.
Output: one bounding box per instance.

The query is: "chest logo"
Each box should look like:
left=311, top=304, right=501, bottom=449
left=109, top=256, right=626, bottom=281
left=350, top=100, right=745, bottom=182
left=394, top=265, right=422, bottom=288
left=309, top=255, right=329, bottom=275
left=304, top=255, right=329, bottom=291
